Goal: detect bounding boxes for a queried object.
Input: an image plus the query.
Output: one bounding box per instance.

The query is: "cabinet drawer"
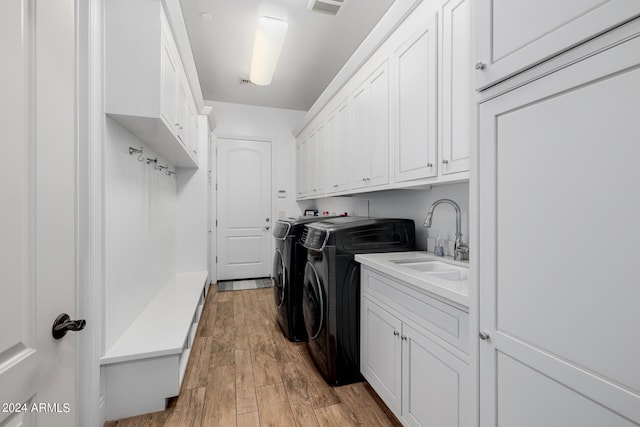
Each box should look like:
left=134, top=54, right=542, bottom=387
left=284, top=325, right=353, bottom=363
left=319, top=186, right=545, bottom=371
left=362, top=266, right=469, bottom=354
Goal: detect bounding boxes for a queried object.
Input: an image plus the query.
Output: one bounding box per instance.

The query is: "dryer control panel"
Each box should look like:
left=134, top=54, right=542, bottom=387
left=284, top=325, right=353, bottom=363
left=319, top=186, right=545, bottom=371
left=302, top=227, right=328, bottom=251
left=273, top=221, right=291, bottom=240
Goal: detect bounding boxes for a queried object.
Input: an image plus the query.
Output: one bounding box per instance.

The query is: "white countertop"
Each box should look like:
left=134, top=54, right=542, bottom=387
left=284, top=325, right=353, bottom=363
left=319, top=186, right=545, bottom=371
left=355, top=251, right=469, bottom=308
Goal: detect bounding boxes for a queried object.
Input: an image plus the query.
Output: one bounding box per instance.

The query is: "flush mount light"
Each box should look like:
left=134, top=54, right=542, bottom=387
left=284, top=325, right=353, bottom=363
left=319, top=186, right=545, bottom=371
left=200, top=12, right=212, bottom=20
left=249, top=16, right=288, bottom=86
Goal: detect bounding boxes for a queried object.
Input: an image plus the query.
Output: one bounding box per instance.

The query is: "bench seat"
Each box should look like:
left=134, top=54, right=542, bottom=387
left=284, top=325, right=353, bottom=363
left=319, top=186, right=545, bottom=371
left=101, top=271, right=209, bottom=420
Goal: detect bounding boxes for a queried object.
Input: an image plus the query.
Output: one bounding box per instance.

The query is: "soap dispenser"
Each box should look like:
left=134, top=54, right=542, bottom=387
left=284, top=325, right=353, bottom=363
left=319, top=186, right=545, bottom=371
left=434, top=234, right=445, bottom=256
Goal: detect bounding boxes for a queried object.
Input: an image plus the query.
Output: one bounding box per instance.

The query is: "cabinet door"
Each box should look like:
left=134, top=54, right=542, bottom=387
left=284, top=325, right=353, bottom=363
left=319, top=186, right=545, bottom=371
left=326, top=100, right=350, bottom=193
left=475, top=0, right=640, bottom=89
left=176, top=78, right=190, bottom=145
left=478, top=34, right=640, bottom=426
left=187, top=100, right=199, bottom=161
left=305, top=134, right=315, bottom=196
left=394, top=16, right=438, bottom=183
left=361, top=297, right=402, bottom=417
left=441, top=0, right=471, bottom=175
left=402, top=323, right=469, bottom=427
left=298, top=137, right=311, bottom=197
left=349, top=83, right=370, bottom=189
left=160, top=31, right=178, bottom=130
left=296, top=142, right=303, bottom=198
left=367, top=61, right=390, bottom=187
left=313, top=123, right=327, bottom=195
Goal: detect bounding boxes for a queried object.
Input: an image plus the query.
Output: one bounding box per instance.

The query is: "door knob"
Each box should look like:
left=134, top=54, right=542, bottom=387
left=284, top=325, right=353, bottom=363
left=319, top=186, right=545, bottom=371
left=52, top=313, right=86, bottom=339
left=265, top=225, right=271, bottom=231
left=479, top=331, right=491, bottom=341
left=265, top=218, right=270, bottom=222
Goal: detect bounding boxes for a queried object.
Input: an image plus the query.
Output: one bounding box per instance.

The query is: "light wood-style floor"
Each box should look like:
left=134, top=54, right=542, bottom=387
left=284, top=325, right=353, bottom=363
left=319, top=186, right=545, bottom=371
left=105, top=285, right=401, bottom=427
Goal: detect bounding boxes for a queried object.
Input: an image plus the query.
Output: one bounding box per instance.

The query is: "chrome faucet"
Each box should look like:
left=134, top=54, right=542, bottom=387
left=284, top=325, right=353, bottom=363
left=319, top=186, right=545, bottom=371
left=423, top=199, right=469, bottom=261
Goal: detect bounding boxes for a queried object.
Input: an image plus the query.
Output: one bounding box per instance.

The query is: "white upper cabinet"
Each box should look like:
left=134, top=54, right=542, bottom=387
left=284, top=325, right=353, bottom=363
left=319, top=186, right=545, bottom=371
left=441, top=0, right=471, bottom=175
left=299, top=134, right=312, bottom=197
left=368, top=63, right=391, bottom=187
left=297, top=127, right=326, bottom=198
left=295, top=141, right=305, bottom=198
left=295, top=0, right=473, bottom=200
left=312, top=124, right=327, bottom=195
left=105, top=0, right=199, bottom=168
left=350, top=61, right=391, bottom=190
left=393, top=15, right=438, bottom=183
left=475, top=0, right=640, bottom=90
left=186, top=98, right=199, bottom=161
left=160, top=30, right=179, bottom=133
left=326, top=100, right=350, bottom=193
left=350, top=81, right=371, bottom=190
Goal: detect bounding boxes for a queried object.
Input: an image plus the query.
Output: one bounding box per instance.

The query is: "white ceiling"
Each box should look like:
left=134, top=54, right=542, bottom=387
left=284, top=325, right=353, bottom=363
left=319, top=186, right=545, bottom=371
left=180, top=0, right=394, bottom=111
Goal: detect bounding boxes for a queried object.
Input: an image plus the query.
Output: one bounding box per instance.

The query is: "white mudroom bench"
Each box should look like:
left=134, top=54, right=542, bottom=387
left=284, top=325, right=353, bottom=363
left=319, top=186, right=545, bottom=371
left=100, top=271, right=210, bottom=420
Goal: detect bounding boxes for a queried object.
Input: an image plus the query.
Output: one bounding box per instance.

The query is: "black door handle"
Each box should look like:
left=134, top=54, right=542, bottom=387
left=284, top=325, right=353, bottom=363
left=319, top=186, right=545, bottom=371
left=52, top=313, right=86, bottom=339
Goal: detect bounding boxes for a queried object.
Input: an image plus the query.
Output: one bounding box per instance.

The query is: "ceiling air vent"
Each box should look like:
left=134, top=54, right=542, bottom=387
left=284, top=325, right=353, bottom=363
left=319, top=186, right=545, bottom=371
left=307, top=0, right=345, bottom=15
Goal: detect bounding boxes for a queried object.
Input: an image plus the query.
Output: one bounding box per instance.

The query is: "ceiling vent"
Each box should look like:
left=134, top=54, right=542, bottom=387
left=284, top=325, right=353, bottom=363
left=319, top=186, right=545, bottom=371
left=307, top=0, right=345, bottom=15
left=239, top=76, right=255, bottom=86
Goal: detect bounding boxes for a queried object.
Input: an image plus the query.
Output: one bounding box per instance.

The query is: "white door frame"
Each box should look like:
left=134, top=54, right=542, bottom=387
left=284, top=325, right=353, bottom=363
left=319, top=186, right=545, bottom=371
left=76, top=0, right=104, bottom=425
left=214, top=134, right=274, bottom=282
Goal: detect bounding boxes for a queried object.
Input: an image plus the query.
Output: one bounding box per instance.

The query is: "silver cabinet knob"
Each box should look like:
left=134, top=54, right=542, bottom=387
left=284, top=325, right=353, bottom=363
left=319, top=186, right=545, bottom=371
left=442, top=159, right=449, bottom=165
left=479, top=332, right=490, bottom=341
left=393, top=330, right=399, bottom=336
left=427, top=163, right=433, bottom=167
left=475, top=62, right=486, bottom=70
left=401, top=335, right=408, bottom=341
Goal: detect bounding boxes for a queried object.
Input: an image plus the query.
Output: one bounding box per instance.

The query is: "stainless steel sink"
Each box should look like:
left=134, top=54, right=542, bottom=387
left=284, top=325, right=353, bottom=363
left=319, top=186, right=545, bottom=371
left=391, top=259, right=468, bottom=281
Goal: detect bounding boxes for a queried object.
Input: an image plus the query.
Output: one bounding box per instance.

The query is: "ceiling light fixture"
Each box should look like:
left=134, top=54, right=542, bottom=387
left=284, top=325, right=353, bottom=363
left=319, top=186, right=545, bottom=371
left=249, top=16, right=288, bottom=86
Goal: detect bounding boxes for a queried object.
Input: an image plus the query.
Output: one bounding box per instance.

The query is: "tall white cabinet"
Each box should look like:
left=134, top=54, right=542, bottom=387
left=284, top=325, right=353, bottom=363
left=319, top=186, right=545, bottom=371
left=477, top=13, right=640, bottom=427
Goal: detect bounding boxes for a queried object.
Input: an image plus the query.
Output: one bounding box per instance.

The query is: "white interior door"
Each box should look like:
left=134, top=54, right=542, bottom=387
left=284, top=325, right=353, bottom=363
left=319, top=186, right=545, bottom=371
left=0, top=0, right=78, bottom=426
left=216, top=138, right=272, bottom=281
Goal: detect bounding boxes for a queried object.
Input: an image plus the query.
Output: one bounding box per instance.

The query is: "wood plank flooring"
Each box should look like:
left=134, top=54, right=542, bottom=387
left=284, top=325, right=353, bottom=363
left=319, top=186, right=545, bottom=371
left=105, top=285, right=401, bottom=427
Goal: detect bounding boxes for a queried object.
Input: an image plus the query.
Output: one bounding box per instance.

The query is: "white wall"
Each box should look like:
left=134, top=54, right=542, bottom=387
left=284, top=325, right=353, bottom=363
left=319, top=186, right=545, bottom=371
left=298, top=182, right=470, bottom=254
left=103, top=118, right=177, bottom=350
left=210, top=101, right=307, bottom=220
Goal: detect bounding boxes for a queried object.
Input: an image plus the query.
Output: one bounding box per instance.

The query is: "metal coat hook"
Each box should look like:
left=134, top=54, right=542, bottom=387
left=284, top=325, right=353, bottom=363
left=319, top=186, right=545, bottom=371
left=156, top=164, right=168, bottom=172
left=146, top=157, right=157, bottom=165
left=165, top=170, right=176, bottom=178
left=128, top=147, right=144, bottom=162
